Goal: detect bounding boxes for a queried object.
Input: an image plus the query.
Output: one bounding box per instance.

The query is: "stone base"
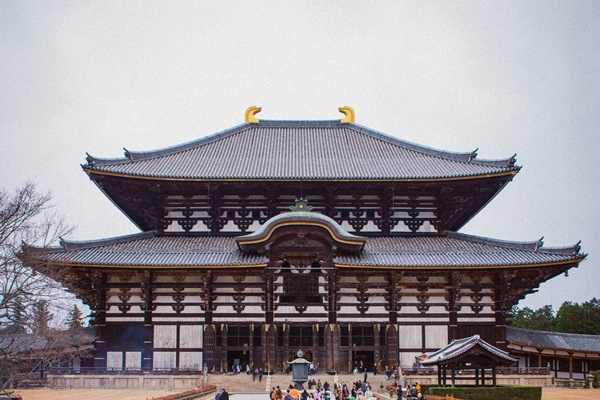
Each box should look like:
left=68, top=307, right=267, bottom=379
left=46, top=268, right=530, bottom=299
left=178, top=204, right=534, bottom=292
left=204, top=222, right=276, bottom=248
left=46, top=374, right=202, bottom=390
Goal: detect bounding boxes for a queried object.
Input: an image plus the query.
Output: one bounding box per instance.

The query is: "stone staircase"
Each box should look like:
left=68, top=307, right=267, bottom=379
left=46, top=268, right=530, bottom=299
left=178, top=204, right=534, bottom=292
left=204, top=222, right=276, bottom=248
left=204, top=372, right=397, bottom=395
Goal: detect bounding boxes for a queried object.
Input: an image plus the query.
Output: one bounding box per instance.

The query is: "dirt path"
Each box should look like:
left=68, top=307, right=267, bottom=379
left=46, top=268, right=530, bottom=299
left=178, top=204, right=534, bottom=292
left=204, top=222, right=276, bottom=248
left=541, top=387, right=598, bottom=400
left=10, top=388, right=178, bottom=400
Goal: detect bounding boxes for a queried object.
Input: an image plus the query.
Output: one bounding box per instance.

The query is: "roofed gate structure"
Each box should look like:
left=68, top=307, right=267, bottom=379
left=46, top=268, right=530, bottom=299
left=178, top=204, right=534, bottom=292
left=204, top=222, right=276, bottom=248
left=421, top=335, right=516, bottom=387
left=25, top=107, right=585, bottom=375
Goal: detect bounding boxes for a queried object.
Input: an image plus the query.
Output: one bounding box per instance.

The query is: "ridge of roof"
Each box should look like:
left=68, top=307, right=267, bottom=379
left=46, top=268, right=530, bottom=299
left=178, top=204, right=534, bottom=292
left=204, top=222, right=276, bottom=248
left=347, top=122, right=517, bottom=168
left=83, top=119, right=519, bottom=170
left=84, top=122, right=253, bottom=166
left=26, top=231, right=158, bottom=253
left=445, top=231, right=584, bottom=257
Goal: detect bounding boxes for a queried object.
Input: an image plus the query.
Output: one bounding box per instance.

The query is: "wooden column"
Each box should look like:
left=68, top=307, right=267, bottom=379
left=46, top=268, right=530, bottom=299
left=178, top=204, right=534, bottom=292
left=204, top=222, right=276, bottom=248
left=325, top=324, right=341, bottom=373
left=203, top=324, right=217, bottom=371
left=327, top=271, right=338, bottom=324
left=264, top=270, right=274, bottom=324
left=569, top=353, right=574, bottom=380
left=138, top=270, right=154, bottom=371
left=264, top=324, right=277, bottom=373
left=90, top=270, right=107, bottom=370
left=385, top=325, right=399, bottom=372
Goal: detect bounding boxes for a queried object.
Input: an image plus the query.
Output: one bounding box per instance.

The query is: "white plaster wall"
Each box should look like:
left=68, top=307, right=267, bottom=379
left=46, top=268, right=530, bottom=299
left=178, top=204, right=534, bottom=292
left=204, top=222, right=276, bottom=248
left=180, top=325, right=203, bottom=348
left=399, top=325, right=421, bottom=349
left=153, top=352, right=176, bottom=369
left=154, top=325, right=177, bottom=348
left=106, top=351, right=123, bottom=369
left=180, top=352, right=203, bottom=370
left=425, top=325, right=448, bottom=349
left=125, top=351, right=142, bottom=369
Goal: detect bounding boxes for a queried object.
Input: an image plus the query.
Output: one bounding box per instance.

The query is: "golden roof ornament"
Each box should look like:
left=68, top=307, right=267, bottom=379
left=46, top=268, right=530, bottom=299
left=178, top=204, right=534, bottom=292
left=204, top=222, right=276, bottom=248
left=339, top=106, right=355, bottom=123
left=245, top=106, right=262, bottom=123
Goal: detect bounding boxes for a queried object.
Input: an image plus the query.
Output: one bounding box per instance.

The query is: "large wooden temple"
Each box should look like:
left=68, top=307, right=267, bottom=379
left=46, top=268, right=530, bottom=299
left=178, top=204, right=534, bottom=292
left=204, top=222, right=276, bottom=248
left=26, top=106, right=585, bottom=374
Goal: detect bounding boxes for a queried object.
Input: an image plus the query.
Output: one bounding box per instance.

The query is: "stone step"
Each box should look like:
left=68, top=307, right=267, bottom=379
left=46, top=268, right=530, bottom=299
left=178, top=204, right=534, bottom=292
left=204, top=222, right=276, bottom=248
left=205, top=372, right=398, bottom=394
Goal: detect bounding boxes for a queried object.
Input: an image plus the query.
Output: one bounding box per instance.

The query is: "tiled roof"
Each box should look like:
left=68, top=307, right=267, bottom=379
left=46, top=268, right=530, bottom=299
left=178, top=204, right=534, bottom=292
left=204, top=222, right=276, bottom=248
left=26, top=231, right=583, bottom=269
left=0, top=327, right=94, bottom=355
left=28, top=232, right=267, bottom=267
left=335, top=232, right=583, bottom=267
left=422, top=335, right=516, bottom=365
left=84, top=120, right=519, bottom=180
left=506, top=326, right=600, bottom=353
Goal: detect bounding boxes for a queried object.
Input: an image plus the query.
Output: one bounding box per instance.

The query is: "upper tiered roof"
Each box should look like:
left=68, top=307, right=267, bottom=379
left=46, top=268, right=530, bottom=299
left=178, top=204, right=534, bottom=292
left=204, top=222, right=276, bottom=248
left=84, top=120, right=519, bottom=181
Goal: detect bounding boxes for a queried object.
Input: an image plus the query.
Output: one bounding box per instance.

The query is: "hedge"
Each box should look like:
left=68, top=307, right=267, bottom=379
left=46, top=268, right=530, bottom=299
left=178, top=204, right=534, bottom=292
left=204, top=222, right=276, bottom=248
left=428, top=385, right=541, bottom=400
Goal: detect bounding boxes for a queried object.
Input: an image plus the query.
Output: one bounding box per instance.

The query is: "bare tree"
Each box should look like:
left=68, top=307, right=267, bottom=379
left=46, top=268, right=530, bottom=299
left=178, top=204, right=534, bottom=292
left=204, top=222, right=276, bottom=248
left=0, top=182, right=80, bottom=393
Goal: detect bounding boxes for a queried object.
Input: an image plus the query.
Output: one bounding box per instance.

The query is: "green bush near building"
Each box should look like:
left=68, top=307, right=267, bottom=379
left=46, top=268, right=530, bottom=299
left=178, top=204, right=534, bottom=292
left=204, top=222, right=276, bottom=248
left=584, top=370, right=600, bottom=388
left=428, top=385, right=541, bottom=400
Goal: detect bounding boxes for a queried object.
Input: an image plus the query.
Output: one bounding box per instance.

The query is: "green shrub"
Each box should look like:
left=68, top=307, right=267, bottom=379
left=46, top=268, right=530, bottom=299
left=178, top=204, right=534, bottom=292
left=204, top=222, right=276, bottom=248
left=428, top=385, right=541, bottom=400
left=584, top=370, right=600, bottom=389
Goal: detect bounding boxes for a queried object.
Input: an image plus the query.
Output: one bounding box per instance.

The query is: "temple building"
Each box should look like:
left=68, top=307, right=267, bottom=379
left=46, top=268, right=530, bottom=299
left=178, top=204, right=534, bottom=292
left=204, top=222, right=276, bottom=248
left=26, top=106, right=585, bottom=374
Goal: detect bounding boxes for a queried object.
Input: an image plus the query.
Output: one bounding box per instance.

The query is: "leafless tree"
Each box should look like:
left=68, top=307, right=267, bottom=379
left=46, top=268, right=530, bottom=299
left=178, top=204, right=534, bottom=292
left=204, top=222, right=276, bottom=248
left=0, top=182, right=84, bottom=393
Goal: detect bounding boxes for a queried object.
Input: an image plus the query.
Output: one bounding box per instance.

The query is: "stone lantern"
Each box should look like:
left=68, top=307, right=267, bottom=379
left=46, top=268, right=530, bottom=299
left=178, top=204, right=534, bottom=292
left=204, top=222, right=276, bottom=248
left=288, top=349, right=310, bottom=389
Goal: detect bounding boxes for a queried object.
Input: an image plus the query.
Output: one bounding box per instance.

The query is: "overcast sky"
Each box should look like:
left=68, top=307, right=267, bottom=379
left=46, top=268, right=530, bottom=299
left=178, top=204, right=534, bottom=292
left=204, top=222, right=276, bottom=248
left=1, top=1, right=598, bottom=311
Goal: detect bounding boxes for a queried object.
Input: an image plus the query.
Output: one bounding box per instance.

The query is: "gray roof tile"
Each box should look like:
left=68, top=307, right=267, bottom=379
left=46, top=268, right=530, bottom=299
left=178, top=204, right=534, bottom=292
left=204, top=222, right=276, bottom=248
left=28, top=231, right=582, bottom=268
left=506, top=326, right=600, bottom=353
left=84, top=121, right=519, bottom=180
left=422, top=335, right=516, bottom=364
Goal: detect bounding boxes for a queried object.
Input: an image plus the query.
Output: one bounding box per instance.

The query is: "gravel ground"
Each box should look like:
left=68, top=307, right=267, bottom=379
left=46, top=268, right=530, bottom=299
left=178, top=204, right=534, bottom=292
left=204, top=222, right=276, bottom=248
left=9, top=387, right=598, bottom=400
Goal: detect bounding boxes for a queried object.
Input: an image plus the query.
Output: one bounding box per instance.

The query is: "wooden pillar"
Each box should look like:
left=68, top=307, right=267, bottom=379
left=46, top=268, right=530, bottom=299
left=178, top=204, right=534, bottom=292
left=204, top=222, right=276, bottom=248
left=264, top=270, right=274, bottom=324
left=91, top=270, right=107, bottom=370
left=447, top=272, right=462, bottom=341
left=203, top=272, right=214, bottom=322
left=475, top=368, right=479, bottom=386
left=327, top=271, right=338, bottom=324
left=264, top=324, right=277, bottom=373
left=481, top=368, right=485, bottom=386
left=494, top=273, right=509, bottom=350
left=386, top=324, right=399, bottom=371
left=442, top=366, right=447, bottom=387
left=374, top=324, right=380, bottom=367
left=282, top=323, right=289, bottom=371
left=569, top=353, right=574, bottom=380
left=222, top=324, right=228, bottom=372
left=437, top=364, right=442, bottom=386
left=451, top=366, right=456, bottom=387
left=492, top=364, right=497, bottom=387
left=139, top=270, right=154, bottom=371
left=325, top=324, right=341, bottom=373
left=203, top=324, right=217, bottom=371
left=389, top=272, right=399, bottom=325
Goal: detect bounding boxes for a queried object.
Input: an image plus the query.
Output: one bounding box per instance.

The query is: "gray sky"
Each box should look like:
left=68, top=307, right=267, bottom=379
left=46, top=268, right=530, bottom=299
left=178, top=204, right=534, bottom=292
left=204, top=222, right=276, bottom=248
left=1, top=1, right=599, bottom=311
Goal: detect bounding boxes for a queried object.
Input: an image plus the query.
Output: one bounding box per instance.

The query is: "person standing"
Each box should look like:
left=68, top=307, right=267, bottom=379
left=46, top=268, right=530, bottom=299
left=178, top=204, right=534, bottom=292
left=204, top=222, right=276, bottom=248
left=221, top=388, right=230, bottom=400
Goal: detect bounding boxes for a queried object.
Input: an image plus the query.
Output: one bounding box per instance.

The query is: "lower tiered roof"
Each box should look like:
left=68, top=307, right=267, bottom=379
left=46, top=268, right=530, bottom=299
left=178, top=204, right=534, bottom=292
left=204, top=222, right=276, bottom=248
left=25, top=231, right=583, bottom=270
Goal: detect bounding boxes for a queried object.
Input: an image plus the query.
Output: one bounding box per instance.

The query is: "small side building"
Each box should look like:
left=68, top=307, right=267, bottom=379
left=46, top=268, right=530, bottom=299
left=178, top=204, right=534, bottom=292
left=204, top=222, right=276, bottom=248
left=507, top=326, right=600, bottom=382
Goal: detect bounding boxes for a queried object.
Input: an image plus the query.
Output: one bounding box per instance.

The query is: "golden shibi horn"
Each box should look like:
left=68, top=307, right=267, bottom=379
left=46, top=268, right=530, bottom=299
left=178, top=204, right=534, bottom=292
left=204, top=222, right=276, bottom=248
left=245, top=106, right=262, bottom=123
left=338, top=106, right=355, bottom=123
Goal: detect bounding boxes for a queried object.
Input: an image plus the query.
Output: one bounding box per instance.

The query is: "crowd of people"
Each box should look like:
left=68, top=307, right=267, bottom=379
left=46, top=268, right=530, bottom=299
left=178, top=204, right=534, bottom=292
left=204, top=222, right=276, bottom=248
left=269, top=379, right=378, bottom=400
